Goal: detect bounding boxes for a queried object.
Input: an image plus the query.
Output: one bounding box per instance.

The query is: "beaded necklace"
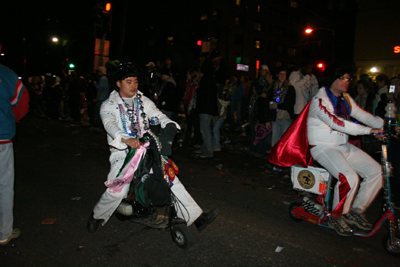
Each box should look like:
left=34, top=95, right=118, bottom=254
left=118, top=92, right=149, bottom=137
left=273, top=80, right=290, bottom=103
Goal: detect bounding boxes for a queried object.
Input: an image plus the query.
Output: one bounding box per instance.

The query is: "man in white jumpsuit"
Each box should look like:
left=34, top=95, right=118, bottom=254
left=307, top=63, right=384, bottom=236
left=87, top=63, right=218, bottom=233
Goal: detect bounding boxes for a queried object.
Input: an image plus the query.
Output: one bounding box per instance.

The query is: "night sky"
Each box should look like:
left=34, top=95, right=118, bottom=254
left=1, top=0, right=356, bottom=78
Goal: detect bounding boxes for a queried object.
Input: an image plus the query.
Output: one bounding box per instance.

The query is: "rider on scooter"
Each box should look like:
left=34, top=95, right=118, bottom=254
left=86, top=62, right=218, bottom=233
left=307, top=62, right=385, bottom=236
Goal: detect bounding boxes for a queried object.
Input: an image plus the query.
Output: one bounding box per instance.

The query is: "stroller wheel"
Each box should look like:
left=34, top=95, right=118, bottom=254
left=171, top=224, right=192, bottom=249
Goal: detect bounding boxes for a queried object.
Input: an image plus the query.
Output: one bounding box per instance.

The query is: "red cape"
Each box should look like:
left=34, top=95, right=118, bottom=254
left=268, top=101, right=313, bottom=167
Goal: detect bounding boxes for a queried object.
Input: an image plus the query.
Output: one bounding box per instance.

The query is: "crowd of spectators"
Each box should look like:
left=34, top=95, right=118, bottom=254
left=23, top=53, right=400, bottom=165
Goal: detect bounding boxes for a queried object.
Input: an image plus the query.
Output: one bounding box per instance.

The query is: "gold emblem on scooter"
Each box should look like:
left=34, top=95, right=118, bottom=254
left=297, top=170, right=315, bottom=189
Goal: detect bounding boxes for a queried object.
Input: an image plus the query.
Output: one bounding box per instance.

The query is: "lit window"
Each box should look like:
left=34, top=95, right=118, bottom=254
left=236, top=0, right=241, bottom=6
left=235, top=17, right=240, bottom=25
left=255, top=41, right=261, bottom=49
left=257, top=5, right=261, bottom=12
left=200, top=14, right=208, bottom=20
left=255, top=22, right=261, bottom=31
left=167, top=36, right=174, bottom=41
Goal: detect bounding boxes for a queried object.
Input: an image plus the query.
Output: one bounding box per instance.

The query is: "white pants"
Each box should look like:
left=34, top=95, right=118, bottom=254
left=93, top=148, right=203, bottom=225
left=0, top=143, right=14, bottom=240
left=310, top=142, right=382, bottom=217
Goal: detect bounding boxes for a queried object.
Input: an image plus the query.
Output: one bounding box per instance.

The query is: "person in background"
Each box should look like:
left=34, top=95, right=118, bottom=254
left=266, top=67, right=296, bottom=147
left=289, top=60, right=319, bottom=119
left=0, top=57, right=29, bottom=245
left=355, top=79, right=376, bottom=114
left=86, top=73, right=98, bottom=127
left=67, top=71, right=84, bottom=123
left=354, top=79, right=379, bottom=156
left=164, top=57, right=173, bottom=77
left=144, top=62, right=156, bottom=98
left=95, top=66, right=109, bottom=131
left=248, top=86, right=271, bottom=157
left=213, top=96, right=229, bottom=152
left=183, top=69, right=201, bottom=147
left=194, top=59, right=218, bottom=158
left=375, top=74, right=389, bottom=104
left=255, top=64, right=273, bottom=94
left=210, top=50, right=227, bottom=99
left=241, top=75, right=252, bottom=127
left=154, top=67, right=180, bottom=123
left=226, top=75, right=245, bottom=131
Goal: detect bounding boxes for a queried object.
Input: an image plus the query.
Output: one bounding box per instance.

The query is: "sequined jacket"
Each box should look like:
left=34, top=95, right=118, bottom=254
left=100, top=90, right=180, bottom=150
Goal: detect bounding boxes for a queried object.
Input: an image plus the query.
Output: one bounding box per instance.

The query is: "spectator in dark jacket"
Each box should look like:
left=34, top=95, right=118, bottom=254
left=210, top=50, right=227, bottom=99
left=155, top=67, right=180, bottom=122
left=194, top=59, right=218, bottom=158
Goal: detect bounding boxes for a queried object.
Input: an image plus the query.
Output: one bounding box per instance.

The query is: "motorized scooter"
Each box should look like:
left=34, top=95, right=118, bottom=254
left=288, top=130, right=400, bottom=257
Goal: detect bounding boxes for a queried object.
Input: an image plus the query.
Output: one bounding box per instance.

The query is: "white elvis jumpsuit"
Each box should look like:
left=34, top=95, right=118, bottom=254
left=92, top=90, right=203, bottom=225
left=307, top=87, right=384, bottom=217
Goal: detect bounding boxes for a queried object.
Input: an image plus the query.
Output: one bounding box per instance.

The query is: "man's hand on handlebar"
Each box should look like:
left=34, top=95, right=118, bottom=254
left=122, top=137, right=141, bottom=149
left=370, top=128, right=385, bottom=140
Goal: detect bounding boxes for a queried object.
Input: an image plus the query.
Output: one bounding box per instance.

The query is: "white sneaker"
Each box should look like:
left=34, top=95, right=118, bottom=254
left=0, top=229, right=21, bottom=245
left=344, top=209, right=373, bottom=231
left=328, top=216, right=353, bottom=236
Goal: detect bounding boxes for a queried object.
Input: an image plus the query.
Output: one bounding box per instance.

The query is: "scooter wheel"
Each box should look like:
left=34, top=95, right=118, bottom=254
left=382, top=232, right=400, bottom=257
left=289, top=202, right=303, bottom=223
left=171, top=224, right=193, bottom=249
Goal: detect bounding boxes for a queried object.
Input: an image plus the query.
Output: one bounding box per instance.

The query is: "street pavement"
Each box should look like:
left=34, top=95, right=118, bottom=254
left=1, top=115, right=399, bottom=266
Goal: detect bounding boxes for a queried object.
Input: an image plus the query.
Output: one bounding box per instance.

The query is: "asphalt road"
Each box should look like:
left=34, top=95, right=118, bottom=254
left=1, top=115, right=399, bottom=266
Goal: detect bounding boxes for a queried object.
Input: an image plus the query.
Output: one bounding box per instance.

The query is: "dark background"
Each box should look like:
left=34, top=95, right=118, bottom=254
left=0, top=0, right=357, bottom=78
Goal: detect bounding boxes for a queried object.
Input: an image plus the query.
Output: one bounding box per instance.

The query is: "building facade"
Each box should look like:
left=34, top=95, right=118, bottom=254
left=196, top=0, right=332, bottom=78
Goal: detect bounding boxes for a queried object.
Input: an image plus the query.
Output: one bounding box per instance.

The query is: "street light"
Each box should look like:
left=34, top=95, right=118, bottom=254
left=52, top=37, right=59, bottom=43
left=304, top=27, right=335, bottom=61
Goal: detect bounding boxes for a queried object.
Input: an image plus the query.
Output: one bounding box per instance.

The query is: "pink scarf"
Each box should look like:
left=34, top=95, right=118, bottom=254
left=104, top=142, right=149, bottom=193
